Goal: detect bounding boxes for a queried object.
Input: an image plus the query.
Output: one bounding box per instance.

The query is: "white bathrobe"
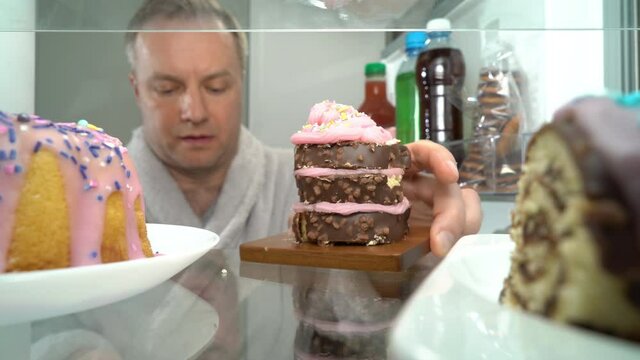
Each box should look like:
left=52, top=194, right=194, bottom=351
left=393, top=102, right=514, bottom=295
left=126, top=126, right=298, bottom=248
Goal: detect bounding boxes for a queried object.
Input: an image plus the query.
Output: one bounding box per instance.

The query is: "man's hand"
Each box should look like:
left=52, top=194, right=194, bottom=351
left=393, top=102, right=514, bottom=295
left=403, top=140, right=482, bottom=257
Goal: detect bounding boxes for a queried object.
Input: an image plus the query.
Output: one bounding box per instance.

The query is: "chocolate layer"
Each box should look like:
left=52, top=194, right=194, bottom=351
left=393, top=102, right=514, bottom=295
left=294, top=142, right=410, bottom=170
left=294, top=322, right=387, bottom=360
left=293, top=210, right=410, bottom=245
left=545, top=97, right=640, bottom=279
left=296, top=174, right=403, bottom=204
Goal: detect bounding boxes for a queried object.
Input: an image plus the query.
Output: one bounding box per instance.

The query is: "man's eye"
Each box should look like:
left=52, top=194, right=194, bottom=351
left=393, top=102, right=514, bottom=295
left=205, top=86, right=226, bottom=94
left=155, top=87, right=178, bottom=96
left=151, top=81, right=181, bottom=96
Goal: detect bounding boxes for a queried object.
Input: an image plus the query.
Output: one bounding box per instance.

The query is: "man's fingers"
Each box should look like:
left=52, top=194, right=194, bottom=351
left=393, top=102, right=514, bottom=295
left=402, top=173, right=436, bottom=204
left=406, top=140, right=459, bottom=184
left=429, top=182, right=466, bottom=257
left=461, top=188, right=482, bottom=235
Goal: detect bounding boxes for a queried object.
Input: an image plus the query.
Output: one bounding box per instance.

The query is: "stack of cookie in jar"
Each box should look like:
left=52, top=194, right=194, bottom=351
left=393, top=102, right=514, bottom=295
left=459, top=65, right=529, bottom=193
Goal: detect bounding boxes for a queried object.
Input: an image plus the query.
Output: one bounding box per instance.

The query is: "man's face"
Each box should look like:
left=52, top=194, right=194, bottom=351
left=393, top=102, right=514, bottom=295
left=129, top=25, right=243, bottom=174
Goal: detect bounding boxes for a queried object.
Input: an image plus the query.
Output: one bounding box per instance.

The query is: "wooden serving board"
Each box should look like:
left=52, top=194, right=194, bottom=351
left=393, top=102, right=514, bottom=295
left=239, top=226, right=430, bottom=272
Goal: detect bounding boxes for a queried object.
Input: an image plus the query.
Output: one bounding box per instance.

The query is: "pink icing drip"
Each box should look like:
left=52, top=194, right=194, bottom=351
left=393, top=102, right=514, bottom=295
left=294, top=167, right=404, bottom=177
left=61, top=150, right=105, bottom=266
left=122, top=155, right=145, bottom=259
left=291, top=100, right=395, bottom=145
left=293, top=197, right=410, bottom=215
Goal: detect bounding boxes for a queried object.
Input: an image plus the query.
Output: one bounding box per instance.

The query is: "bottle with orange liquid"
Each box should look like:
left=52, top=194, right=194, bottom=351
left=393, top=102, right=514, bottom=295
left=358, top=62, right=395, bottom=128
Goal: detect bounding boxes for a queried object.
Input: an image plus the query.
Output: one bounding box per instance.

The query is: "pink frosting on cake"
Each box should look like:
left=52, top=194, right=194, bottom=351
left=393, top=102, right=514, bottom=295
left=290, top=100, right=396, bottom=145
left=294, top=308, right=391, bottom=334
left=293, top=198, right=410, bottom=216
left=294, top=167, right=404, bottom=177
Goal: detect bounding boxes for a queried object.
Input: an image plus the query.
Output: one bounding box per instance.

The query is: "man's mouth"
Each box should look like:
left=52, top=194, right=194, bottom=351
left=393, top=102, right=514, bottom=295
left=180, top=135, right=214, bottom=145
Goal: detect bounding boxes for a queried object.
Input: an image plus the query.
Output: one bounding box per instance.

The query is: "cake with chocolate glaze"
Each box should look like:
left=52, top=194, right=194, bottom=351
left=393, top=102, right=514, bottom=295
left=500, top=95, right=640, bottom=341
left=291, top=101, right=411, bottom=245
left=0, top=111, right=153, bottom=272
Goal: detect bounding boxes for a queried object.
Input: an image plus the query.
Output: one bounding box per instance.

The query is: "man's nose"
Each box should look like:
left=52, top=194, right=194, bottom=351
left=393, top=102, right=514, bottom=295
left=180, top=89, right=207, bottom=125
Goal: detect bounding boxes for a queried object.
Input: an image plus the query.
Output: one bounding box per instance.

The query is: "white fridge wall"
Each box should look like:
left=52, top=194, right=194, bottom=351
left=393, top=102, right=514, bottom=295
left=0, top=0, right=35, bottom=114
left=248, top=0, right=386, bottom=148
left=248, top=31, right=385, bottom=148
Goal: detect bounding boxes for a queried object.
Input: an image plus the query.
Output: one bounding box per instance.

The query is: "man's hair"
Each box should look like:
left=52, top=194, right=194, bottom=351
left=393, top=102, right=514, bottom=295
left=125, top=0, right=247, bottom=71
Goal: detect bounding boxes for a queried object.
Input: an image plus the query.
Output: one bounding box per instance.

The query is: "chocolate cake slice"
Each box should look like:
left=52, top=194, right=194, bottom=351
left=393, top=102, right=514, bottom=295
left=290, top=101, right=411, bottom=246
left=500, top=96, right=640, bottom=341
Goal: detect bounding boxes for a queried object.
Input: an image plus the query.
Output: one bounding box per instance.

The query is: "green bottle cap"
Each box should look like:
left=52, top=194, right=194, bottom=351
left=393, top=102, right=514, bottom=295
left=365, top=62, right=386, bottom=76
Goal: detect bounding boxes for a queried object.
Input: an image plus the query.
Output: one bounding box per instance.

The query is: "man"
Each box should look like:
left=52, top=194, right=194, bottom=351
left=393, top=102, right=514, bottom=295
left=125, top=0, right=481, bottom=256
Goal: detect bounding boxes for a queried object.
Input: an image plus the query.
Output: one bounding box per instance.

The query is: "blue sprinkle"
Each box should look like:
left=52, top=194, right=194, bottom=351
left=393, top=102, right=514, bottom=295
left=114, top=180, right=121, bottom=190
left=89, top=145, right=100, bottom=158
left=33, top=141, right=42, bottom=153
left=9, top=149, right=16, bottom=160
left=126, top=170, right=131, bottom=178
left=14, top=165, right=22, bottom=173
left=63, top=139, right=72, bottom=150
left=75, top=145, right=81, bottom=152
left=0, top=117, right=10, bottom=126
left=8, top=128, right=16, bottom=143
left=105, top=155, right=113, bottom=164
left=32, top=124, right=53, bottom=129
left=90, top=250, right=98, bottom=259
left=46, top=138, right=53, bottom=144
left=97, top=195, right=104, bottom=202
left=70, top=155, right=78, bottom=165
left=59, top=151, right=69, bottom=159
left=79, top=164, right=88, bottom=180
left=0, top=150, right=6, bottom=161
left=114, top=147, right=122, bottom=160
left=57, top=128, right=67, bottom=135
left=615, top=92, right=640, bottom=107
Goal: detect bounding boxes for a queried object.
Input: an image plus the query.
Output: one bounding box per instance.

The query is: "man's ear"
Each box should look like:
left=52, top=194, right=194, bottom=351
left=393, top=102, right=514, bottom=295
left=129, top=72, right=140, bottom=99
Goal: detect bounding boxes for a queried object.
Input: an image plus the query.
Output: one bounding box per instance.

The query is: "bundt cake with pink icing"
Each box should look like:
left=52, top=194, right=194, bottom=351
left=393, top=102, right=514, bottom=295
left=291, top=101, right=411, bottom=246
left=0, top=111, right=153, bottom=272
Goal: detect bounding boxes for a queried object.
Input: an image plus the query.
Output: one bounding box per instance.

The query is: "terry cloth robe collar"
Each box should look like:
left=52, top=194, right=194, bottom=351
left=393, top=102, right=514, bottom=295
left=127, top=126, right=266, bottom=248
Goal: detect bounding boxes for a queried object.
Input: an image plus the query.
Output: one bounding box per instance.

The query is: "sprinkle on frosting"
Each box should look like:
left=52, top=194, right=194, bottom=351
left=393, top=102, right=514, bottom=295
left=290, top=100, right=398, bottom=145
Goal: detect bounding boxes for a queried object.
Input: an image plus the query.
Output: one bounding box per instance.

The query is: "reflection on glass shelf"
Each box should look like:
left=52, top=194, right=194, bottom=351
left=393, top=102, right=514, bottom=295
left=0, top=0, right=636, bottom=31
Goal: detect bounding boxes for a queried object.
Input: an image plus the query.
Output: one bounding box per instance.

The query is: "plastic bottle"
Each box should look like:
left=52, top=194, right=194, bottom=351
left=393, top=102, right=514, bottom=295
left=395, top=31, right=427, bottom=144
left=358, top=62, right=395, bottom=128
left=416, top=18, right=466, bottom=162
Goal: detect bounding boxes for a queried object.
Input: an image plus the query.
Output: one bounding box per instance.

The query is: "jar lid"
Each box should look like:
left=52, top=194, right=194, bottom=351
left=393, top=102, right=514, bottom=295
left=365, top=62, right=386, bottom=76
